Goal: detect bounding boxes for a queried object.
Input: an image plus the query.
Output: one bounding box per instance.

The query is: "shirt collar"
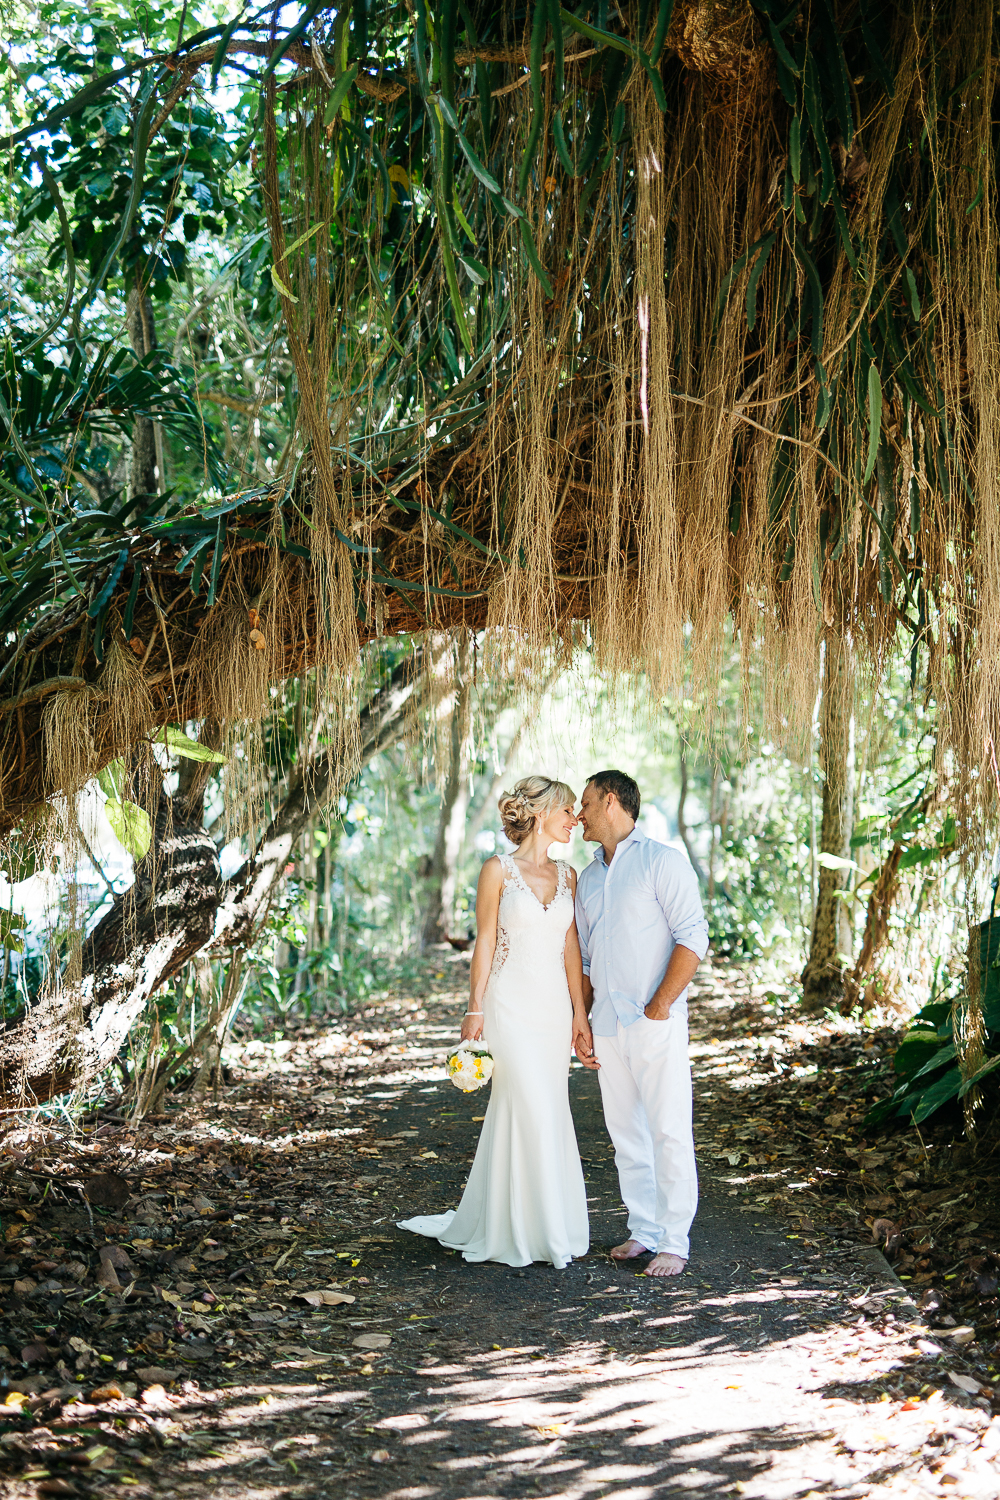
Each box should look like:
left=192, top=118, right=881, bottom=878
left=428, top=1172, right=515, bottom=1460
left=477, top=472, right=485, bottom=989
left=592, top=825, right=645, bottom=866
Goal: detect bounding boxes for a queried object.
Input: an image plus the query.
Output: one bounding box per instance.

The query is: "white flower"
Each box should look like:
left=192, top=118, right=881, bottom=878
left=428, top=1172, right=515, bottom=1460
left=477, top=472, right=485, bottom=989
left=446, top=1041, right=495, bottom=1092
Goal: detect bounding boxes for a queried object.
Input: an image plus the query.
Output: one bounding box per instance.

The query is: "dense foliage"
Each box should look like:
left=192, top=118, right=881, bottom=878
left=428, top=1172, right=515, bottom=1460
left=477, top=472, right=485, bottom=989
left=1, top=0, right=998, bottom=1134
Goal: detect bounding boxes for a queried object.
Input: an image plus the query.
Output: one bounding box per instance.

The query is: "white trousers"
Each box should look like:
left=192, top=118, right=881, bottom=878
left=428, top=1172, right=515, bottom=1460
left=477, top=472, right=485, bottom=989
left=594, top=1009, right=698, bottom=1258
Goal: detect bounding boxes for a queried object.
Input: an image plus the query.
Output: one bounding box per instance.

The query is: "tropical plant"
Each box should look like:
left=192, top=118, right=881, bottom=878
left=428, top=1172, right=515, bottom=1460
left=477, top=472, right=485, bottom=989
left=867, top=906, right=1000, bottom=1127
left=4, top=0, right=1000, bottom=1116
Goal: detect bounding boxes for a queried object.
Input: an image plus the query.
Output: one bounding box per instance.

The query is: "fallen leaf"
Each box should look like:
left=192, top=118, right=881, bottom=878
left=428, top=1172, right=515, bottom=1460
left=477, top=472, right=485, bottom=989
left=83, top=1173, right=131, bottom=1209
left=947, top=1371, right=982, bottom=1395
left=99, top=1244, right=134, bottom=1273
left=20, top=1341, right=50, bottom=1364
left=872, top=1217, right=898, bottom=1247
left=353, top=1333, right=391, bottom=1350
left=203, top=1249, right=228, bottom=1262
left=3, top=1392, right=28, bottom=1408
left=95, top=1261, right=121, bottom=1292
left=136, top=1366, right=181, bottom=1387
left=371, top=1449, right=391, bottom=1463
left=946, top=1327, right=976, bottom=1346
left=296, top=1289, right=356, bottom=1307
left=88, top=1383, right=124, bottom=1403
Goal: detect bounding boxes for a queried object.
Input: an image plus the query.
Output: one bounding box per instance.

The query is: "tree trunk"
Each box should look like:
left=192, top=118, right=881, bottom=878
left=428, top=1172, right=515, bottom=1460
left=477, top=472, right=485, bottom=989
left=422, top=640, right=472, bottom=947
left=842, top=789, right=935, bottom=1012
left=0, top=654, right=426, bottom=1110
left=124, top=283, right=161, bottom=500
left=801, top=629, right=856, bottom=1010
left=0, top=796, right=221, bottom=1110
left=214, top=651, right=425, bottom=950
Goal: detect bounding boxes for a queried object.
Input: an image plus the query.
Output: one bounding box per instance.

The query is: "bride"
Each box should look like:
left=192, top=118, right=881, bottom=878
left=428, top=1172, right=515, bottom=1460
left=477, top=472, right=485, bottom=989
left=398, top=775, right=598, bottom=1268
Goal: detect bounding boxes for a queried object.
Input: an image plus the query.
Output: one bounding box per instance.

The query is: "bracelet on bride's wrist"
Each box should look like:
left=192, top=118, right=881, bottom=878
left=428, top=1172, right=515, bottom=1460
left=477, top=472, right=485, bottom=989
left=464, top=1011, right=482, bottom=1017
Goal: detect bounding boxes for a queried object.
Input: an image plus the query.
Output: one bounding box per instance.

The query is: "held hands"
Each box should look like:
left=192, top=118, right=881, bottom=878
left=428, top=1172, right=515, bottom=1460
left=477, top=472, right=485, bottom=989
left=572, top=1012, right=600, bottom=1070
left=461, top=1010, right=485, bottom=1042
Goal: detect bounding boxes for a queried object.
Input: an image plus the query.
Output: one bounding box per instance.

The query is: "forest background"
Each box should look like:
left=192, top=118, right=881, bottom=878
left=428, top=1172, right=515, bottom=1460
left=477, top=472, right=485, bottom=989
left=0, top=0, right=997, bottom=1146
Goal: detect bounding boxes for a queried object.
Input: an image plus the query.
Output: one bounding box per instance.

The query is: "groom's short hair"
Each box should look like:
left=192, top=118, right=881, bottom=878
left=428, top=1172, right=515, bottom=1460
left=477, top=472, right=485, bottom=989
left=587, top=770, right=640, bottom=821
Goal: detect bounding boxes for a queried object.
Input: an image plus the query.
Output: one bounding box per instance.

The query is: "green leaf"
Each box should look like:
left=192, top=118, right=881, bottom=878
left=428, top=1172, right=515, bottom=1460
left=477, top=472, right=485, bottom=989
left=910, top=1065, right=963, bottom=1123
left=959, top=1054, right=1000, bottom=1096
left=909, top=1040, right=958, bottom=1082
left=283, top=221, right=328, bottom=258
left=104, top=798, right=152, bottom=861
left=97, top=758, right=126, bottom=800
left=436, top=94, right=508, bottom=201
left=519, top=218, right=554, bottom=298
left=789, top=115, right=802, bottom=184
left=459, top=254, right=489, bottom=286
left=259, top=0, right=330, bottom=85
left=0, top=837, right=40, bottom=884
left=211, top=8, right=247, bottom=86
left=552, top=109, right=576, bottom=176
left=745, top=232, right=776, bottom=332
left=270, top=266, right=299, bottom=303
left=157, top=726, right=226, bottom=763
left=323, top=62, right=360, bottom=125
left=864, top=363, right=882, bottom=485
left=87, top=546, right=129, bottom=618
left=559, top=8, right=635, bottom=56
left=436, top=192, right=474, bottom=355
left=893, top=1032, right=949, bottom=1078
left=0, top=909, right=26, bottom=954
left=518, top=0, right=548, bottom=197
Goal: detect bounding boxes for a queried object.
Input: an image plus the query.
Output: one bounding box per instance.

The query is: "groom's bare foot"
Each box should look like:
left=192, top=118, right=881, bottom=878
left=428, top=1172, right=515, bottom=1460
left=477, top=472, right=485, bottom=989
left=644, top=1252, right=687, bottom=1277
left=609, top=1238, right=651, bottom=1260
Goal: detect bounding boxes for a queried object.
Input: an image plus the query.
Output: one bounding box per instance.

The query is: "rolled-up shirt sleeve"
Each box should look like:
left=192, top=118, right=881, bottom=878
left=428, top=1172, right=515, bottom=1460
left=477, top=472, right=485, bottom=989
left=654, top=849, right=710, bottom=961
left=575, top=880, right=592, bottom=976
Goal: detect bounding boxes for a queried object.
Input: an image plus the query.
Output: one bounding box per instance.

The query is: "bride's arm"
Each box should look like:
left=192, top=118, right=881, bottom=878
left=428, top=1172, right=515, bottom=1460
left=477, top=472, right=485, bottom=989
left=565, top=872, right=599, bottom=1070
left=462, top=858, right=503, bottom=1041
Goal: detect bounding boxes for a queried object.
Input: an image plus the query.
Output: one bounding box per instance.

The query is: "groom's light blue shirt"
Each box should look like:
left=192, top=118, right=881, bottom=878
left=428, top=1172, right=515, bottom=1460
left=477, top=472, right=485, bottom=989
left=575, top=827, right=710, bottom=1038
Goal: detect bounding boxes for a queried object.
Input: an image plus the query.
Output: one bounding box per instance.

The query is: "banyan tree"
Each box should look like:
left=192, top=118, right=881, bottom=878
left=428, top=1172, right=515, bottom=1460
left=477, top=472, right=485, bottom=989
left=2, top=0, right=999, bottom=1107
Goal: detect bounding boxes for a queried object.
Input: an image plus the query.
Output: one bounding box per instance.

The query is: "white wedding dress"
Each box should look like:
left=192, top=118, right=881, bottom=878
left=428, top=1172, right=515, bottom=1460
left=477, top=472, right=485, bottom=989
left=398, top=855, right=589, bottom=1268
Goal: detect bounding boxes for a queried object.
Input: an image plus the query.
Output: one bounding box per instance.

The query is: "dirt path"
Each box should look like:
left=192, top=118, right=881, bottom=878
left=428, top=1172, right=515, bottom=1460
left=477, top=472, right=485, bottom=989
left=1, top=958, right=999, bottom=1499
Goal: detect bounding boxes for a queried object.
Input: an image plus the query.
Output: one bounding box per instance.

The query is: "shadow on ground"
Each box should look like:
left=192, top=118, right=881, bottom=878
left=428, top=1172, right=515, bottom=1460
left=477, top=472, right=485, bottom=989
left=2, top=959, right=997, bottom=1500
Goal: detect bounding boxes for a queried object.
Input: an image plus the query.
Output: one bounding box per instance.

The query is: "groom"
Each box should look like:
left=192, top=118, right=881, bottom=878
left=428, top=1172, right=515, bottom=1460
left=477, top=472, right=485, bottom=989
left=575, top=770, right=709, bottom=1277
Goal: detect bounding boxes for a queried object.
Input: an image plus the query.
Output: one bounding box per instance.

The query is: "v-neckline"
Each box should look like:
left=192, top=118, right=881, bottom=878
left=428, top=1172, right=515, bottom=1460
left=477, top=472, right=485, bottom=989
left=506, top=855, right=563, bottom=912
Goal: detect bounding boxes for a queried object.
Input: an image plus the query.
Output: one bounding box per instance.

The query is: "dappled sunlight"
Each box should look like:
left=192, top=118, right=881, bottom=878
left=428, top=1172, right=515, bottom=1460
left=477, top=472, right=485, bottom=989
left=2, top=967, right=995, bottom=1500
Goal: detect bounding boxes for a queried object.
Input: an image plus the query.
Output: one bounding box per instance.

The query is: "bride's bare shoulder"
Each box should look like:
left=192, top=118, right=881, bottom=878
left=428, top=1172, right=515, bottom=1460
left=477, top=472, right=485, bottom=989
left=478, top=854, right=507, bottom=887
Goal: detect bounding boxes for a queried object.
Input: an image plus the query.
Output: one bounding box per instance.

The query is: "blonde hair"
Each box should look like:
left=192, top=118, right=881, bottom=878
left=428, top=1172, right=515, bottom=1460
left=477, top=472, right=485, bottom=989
left=498, top=775, right=575, bottom=846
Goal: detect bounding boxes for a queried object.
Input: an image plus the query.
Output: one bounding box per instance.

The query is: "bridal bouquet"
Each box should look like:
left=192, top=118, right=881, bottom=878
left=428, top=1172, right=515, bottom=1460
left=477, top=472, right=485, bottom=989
left=446, top=1039, right=494, bottom=1092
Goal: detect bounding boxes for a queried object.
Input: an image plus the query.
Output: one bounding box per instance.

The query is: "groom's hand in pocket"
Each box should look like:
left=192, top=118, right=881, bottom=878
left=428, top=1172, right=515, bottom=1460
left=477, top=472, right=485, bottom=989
left=572, top=1016, right=600, bottom=1070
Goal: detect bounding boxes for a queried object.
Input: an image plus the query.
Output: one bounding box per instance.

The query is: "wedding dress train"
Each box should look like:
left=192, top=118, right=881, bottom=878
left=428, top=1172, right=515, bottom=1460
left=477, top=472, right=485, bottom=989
left=398, top=856, right=589, bottom=1268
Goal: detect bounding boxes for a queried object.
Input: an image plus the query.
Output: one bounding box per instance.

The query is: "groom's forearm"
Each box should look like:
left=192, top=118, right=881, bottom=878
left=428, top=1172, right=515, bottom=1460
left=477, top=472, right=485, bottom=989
left=645, top=945, right=701, bottom=1020
left=581, top=975, right=594, bottom=1015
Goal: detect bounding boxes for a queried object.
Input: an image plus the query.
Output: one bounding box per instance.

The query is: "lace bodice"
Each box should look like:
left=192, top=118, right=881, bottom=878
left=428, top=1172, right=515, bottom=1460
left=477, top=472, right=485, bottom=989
left=489, top=854, right=573, bottom=981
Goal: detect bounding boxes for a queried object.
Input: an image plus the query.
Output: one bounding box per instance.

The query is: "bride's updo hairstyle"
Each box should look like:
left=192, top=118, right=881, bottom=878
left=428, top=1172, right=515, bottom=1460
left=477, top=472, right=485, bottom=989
left=498, top=775, right=575, bottom=845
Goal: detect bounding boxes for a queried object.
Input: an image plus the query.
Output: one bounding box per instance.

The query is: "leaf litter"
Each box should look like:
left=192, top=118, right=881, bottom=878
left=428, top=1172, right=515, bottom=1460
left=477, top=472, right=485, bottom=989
left=0, top=955, right=996, bottom=1498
